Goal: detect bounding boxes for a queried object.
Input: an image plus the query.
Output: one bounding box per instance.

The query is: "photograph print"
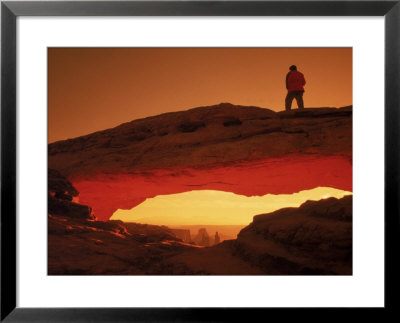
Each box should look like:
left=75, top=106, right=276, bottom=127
left=48, top=48, right=352, bottom=275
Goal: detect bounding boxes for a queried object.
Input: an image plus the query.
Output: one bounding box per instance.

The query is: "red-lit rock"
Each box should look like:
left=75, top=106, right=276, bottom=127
left=48, top=103, right=352, bottom=221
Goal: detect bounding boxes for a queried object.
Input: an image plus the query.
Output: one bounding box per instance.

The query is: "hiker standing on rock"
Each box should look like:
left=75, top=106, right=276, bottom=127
left=285, top=65, right=306, bottom=110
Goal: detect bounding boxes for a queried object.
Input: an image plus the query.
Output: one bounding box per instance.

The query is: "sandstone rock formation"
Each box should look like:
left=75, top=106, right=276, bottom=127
left=49, top=103, right=352, bottom=175
left=170, top=229, right=192, bottom=243
left=48, top=167, right=352, bottom=275
left=123, top=222, right=180, bottom=243
left=234, top=195, right=352, bottom=274
left=166, top=195, right=352, bottom=275
left=48, top=103, right=352, bottom=221
left=48, top=168, right=79, bottom=198
left=48, top=168, right=95, bottom=220
left=214, top=231, right=221, bottom=245
left=194, top=228, right=210, bottom=247
left=48, top=213, right=201, bottom=275
left=48, top=171, right=200, bottom=275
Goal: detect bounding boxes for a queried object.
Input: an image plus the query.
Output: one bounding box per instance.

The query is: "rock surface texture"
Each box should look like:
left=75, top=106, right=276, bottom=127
left=48, top=103, right=352, bottom=220
left=234, top=195, right=353, bottom=274
left=48, top=170, right=199, bottom=275
left=48, top=169, right=352, bottom=275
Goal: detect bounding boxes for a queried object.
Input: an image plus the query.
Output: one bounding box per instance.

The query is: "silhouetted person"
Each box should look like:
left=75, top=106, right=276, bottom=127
left=285, top=65, right=306, bottom=110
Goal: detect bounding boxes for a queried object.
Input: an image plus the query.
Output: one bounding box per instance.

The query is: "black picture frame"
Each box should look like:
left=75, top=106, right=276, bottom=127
left=1, top=0, right=399, bottom=321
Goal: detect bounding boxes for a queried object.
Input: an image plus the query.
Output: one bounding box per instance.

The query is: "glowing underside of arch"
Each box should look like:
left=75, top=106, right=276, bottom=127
left=111, top=187, right=352, bottom=226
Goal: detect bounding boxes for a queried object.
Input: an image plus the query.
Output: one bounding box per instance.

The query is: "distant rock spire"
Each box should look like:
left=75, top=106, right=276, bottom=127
left=214, top=231, right=220, bottom=245
left=194, top=228, right=210, bottom=246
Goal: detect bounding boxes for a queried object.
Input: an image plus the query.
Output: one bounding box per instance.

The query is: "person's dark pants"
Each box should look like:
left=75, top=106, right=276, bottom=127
left=285, top=90, right=304, bottom=110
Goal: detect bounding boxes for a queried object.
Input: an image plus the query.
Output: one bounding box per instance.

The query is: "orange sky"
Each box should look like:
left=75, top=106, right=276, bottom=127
left=48, top=47, right=352, bottom=143
left=111, top=188, right=352, bottom=226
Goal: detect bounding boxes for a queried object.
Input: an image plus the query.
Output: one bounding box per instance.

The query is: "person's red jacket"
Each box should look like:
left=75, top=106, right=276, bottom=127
left=286, top=70, right=306, bottom=92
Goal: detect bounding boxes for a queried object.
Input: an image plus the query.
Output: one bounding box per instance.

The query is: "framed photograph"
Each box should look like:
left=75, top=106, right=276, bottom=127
left=1, top=0, right=399, bottom=321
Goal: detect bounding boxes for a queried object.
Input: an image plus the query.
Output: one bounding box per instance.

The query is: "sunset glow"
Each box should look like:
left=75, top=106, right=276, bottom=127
left=48, top=47, right=352, bottom=143
left=111, top=187, right=352, bottom=225
left=72, top=155, right=352, bottom=221
left=48, top=46, right=353, bottom=276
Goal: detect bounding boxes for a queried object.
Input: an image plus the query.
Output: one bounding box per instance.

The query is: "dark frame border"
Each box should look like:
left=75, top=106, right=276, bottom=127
left=1, top=1, right=399, bottom=321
